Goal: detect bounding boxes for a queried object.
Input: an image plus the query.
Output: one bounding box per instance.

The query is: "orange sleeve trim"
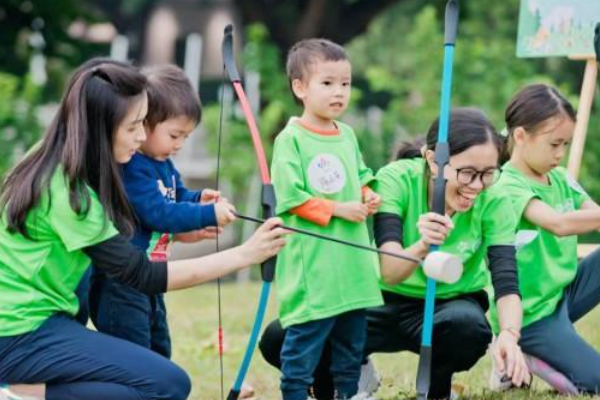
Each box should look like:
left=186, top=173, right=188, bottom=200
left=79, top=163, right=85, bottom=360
left=290, top=198, right=335, bottom=226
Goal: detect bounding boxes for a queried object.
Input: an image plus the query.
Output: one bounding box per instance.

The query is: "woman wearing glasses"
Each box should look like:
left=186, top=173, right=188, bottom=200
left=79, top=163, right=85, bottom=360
left=259, top=108, right=529, bottom=400
left=366, top=107, right=528, bottom=399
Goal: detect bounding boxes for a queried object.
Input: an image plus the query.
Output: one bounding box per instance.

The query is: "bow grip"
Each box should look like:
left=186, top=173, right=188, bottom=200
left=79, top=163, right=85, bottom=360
left=261, top=184, right=277, bottom=282
left=432, top=142, right=449, bottom=216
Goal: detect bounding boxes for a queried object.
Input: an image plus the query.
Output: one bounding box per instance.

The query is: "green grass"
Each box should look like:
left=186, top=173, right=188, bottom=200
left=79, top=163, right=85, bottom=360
left=166, top=283, right=600, bottom=400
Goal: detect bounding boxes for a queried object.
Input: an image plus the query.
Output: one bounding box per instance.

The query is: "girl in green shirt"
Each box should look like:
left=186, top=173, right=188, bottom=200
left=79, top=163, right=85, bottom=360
left=492, top=83, right=600, bottom=394
left=0, top=58, right=287, bottom=400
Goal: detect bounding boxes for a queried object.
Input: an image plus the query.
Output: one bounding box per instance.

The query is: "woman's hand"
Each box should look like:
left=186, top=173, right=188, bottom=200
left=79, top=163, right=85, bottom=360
left=166, top=218, right=288, bottom=291
left=239, top=217, right=289, bottom=264
left=417, top=212, right=454, bottom=247
left=491, top=330, right=531, bottom=387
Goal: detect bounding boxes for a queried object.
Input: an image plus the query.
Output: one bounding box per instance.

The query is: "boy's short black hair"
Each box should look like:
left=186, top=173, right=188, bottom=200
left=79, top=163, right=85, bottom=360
left=142, top=64, right=201, bottom=130
left=286, top=39, right=348, bottom=101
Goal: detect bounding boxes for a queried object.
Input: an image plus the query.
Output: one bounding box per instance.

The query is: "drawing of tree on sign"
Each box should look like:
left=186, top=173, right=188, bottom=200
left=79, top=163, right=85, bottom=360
left=517, top=0, right=600, bottom=58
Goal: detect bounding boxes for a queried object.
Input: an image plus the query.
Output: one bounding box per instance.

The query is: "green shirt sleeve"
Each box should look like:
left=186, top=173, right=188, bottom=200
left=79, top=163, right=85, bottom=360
left=358, top=154, right=375, bottom=187
left=374, top=162, right=407, bottom=217
left=48, top=172, right=118, bottom=252
left=350, top=129, right=375, bottom=187
left=564, top=170, right=591, bottom=209
left=505, top=178, right=537, bottom=221
left=272, top=131, right=313, bottom=214
left=482, top=190, right=517, bottom=247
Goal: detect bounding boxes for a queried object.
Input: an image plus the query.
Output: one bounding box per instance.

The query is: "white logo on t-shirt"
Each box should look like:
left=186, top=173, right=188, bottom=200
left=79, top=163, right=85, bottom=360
left=515, top=230, right=538, bottom=250
left=457, top=238, right=482, bottom=254
left=555, top=199, right=575, bottom=214
left=566, top=172, right=588, bottom=196
left=308, top=154, right=347, bottom=194
left=157, top=180, right=176, bottom=201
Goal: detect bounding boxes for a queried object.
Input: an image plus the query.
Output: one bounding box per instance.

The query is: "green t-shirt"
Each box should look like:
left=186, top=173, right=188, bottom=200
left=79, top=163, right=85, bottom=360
left=0, top=168, right=118, bottom=336
left=374, top=158, right=516, bottom=299
left=271, top=120, right=383, bottom=328
left=489, top=162, right=590, bottom=330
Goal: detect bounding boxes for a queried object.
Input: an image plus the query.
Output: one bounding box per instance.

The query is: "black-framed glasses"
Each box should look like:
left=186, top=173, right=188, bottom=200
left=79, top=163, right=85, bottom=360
left=448, top=165, right=501, bottom=187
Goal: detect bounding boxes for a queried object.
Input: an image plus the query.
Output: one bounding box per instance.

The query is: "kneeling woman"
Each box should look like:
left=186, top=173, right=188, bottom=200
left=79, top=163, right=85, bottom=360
left=259, top=108, right=529, bottom=399
left=0, top=58, right=287, bottom=400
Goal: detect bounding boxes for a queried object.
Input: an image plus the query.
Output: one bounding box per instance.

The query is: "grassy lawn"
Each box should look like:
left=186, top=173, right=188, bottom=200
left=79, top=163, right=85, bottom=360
left=167, top=282, right=600, bottom=400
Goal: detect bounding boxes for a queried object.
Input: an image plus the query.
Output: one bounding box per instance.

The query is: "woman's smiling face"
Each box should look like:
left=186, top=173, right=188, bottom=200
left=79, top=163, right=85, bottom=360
left=426, top=140, right=500, bottom=213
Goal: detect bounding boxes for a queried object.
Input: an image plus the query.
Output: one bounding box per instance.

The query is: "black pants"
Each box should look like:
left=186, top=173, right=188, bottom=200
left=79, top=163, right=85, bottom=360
left=259, top=291, right=492, bottom=400
left=519, top=248, right=600, bottom=394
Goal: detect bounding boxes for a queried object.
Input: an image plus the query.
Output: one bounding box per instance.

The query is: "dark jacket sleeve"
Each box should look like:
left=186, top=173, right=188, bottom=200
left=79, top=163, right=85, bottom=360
left=487, top=245, right=520, bottom=301
left=374, top=212, right=404, bottom=247
left=123, top=160, right=216, bottom=232
left=83, top=234, right=168, bottom=294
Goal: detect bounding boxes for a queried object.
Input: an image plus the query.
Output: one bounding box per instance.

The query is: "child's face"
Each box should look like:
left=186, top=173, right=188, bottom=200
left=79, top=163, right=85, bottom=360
left=515, top=115, right=574, bottom=175
left=113, top=93, right=148, bottom=164
left=426, top=141, right=500, bottom=213
left=141, top=115, right=196, bottom=161
left=293, top=59, right=352, bottom=122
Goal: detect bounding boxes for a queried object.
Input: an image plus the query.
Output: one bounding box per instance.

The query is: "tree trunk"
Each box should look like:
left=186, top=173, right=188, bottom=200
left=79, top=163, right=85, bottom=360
left=235, top=0, right=405, bottom=56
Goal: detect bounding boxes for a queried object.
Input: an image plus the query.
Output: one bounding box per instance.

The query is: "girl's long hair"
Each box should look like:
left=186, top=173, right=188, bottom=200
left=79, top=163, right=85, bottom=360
left=1, top=58, right=147, bottom=238
left=503, top=83, right=576, bottom=161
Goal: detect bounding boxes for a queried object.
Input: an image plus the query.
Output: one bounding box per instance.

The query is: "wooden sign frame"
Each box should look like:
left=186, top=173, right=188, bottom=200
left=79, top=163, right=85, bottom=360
left=567, top=55, right=597, bottom=179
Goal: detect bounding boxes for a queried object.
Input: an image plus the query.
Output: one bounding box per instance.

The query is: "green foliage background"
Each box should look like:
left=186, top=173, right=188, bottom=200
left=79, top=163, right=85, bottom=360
left=0, top=73, right=43, bottom=178
left=2, top=0, right=600, bottom=238
left=200, top=0, right=600, bottom=235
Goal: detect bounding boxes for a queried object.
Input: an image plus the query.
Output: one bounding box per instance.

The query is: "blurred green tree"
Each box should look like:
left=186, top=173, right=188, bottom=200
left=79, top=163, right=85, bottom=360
left=0, top=73, right=43, bottom=179
left=0, top=0, right=106, bottom=98
left=235, top=0, right=406, bottom=54
left=202, top=24, right=299, bottom=210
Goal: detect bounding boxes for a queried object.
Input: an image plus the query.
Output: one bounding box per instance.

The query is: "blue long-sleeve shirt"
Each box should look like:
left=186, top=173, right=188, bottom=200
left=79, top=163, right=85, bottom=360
left=122, top=153, right=217, bottom=252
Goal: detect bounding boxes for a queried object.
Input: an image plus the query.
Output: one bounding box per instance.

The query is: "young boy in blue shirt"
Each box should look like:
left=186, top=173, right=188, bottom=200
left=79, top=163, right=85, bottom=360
left=90, top=65, right=236, bottom=358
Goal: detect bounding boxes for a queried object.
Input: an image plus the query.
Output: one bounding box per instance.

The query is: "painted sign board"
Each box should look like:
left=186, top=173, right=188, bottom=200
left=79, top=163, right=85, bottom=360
left=517, top=0, right=600, bottom=58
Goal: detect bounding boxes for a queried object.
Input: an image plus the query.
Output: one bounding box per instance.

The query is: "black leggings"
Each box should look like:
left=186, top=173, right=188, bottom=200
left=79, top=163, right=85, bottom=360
left=259, top=291, right=492, bottom=400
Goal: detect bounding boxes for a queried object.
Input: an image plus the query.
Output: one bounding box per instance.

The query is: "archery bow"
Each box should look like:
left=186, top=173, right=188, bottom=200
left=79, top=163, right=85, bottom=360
left=416, top=1, right=459, bottom=399
left=221, top=24, right=277, bottom=400
left=595, top=23, right=600, bottom=67
left=216, top=64, right=227, bottom=400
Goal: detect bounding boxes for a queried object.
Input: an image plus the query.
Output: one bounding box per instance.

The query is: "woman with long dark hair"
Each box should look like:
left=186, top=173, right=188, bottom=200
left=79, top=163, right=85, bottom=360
left=0, top=58, right=287, bottom=400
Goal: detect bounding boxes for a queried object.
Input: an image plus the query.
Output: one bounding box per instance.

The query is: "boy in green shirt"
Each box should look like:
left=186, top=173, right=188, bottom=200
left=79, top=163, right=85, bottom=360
left=259, top=108, right=529, bottom=400
left=271, top=38, right=383, bottom=400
